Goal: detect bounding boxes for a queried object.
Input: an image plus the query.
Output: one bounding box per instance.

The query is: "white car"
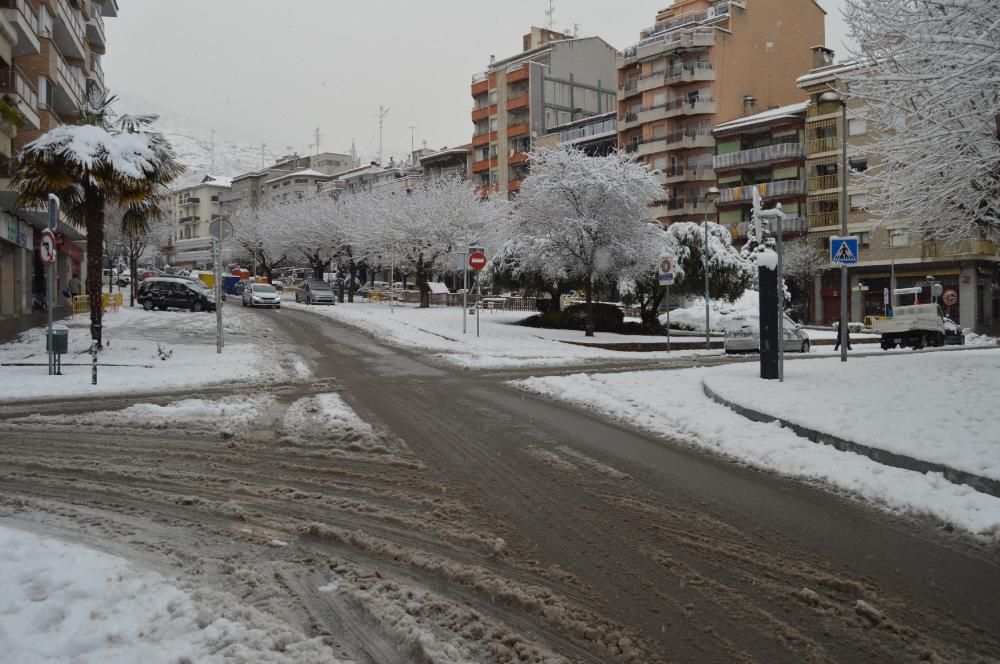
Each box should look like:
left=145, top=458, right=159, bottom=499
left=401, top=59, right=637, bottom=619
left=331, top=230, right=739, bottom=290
left=242, top=282, right=281, bottom=309
left=724, top=314, right=811, bottom=354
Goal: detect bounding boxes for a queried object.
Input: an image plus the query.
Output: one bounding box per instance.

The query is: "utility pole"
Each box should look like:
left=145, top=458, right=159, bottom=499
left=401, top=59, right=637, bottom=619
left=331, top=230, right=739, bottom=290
left=311, top=127, right=322, bottom=156
left=546, top=0, right=555, bottom=29
left=377, top=106, right=390, bottom=165
left=210, top=130, right=216, bottom=172
left=408, top=125, right=417, bottom=163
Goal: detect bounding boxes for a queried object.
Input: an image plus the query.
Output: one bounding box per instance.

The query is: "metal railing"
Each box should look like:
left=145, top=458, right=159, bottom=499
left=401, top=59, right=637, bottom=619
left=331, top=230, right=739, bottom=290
left=922, top=239, right=998, bottom=258
left=718, top=180, right=806, bottom=203
left=0, top=65, right=39, bottom=110
left=809, top=174, right=839, bottom=191
left=56, top=55, right=85, bottom=102
left=713, top=142, right=805, bottom=170
left=809, top=211, right=839, bottom=227
left=0, top=0, right=39, bottom=32
left=807, top=137, right=838, bottom=154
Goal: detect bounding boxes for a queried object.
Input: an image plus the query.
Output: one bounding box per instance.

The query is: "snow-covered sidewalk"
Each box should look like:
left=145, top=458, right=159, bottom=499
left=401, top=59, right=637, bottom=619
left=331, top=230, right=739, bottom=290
left=0, top=305, right=309, bottom=401
left=515, top=356, right=1000, bottom=537
left=0, top=525, right=348, bottom=663
left=702, top=349, right=1000, bottom=482
left=284, top=300, right=715, bottom=368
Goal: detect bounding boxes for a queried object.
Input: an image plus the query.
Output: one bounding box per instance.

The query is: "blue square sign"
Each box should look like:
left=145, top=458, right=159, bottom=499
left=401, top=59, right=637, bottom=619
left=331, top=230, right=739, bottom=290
left=830, top=236, right=859, bottom=265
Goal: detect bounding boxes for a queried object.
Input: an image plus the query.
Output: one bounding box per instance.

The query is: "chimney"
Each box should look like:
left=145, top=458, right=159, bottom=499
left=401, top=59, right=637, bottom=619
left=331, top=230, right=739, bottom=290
left=489, top=54, right=496, bottom=66
left=810, top=45, right=835, bottom=70
left=742, top=95, right=757, bottom=117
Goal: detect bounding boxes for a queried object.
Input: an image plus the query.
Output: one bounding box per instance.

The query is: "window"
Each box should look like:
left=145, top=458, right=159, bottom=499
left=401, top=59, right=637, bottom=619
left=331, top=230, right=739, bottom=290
left=294, top=178, right=308, bottom=184
left=850, top=193, right=868, bottom=210
left=889, top=231, right=910, bottom=248
left=859, top=232, right=871, bottom=246
left=283, top=181, right=290, bottom=187
left=848, top=118, right=867, bottom=136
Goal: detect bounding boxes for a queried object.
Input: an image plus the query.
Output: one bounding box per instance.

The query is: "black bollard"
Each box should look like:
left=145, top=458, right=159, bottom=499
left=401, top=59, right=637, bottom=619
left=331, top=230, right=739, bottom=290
left=758, top=266, right=779, bottom=380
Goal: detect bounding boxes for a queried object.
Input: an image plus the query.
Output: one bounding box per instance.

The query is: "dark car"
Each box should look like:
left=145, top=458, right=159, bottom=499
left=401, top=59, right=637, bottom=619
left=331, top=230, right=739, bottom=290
left=295, top=278, right=335, bottom=305
left=138, top=277, right=216, bottom=312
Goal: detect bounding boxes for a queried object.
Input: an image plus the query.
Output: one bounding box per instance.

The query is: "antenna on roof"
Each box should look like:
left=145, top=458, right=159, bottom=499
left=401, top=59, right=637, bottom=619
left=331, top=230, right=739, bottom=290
left=261, top=143, right=266, bottom=168
left=376, top=106, right=390, bottom=165
left=408, top=125, right=417, bottom=162
left=210, top=129, right=215, bottom=171
left=350, top=138, right=359, bottom=167
left=545, top=0, right=555, bottom=30
left=310, top=127, right=322, bottom=155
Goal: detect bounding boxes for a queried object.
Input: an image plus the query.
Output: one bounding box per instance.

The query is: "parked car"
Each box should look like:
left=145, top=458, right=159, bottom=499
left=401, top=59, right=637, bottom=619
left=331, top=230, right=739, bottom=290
left=242, top=282, right=281, bottom=309
left=295, top=278, right=335, bottom=305
left=102, top=268, right=130, bottom=288
left=942, top=316, right=966, bottom=345
left=272, top=280, right=284, bottom=292
left=724, top=314, right=811, bottom=354
left=137, top=277, right=216, bottom=312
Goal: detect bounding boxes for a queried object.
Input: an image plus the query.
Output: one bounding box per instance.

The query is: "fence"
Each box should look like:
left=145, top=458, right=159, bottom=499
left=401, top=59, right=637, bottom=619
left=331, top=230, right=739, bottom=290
left=72, top=292, right=123, bottom=316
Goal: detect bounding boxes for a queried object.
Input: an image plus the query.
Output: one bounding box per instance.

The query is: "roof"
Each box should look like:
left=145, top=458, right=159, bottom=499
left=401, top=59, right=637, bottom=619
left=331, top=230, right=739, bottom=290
left=713, top=102, right=809, bottom=134
left=419, top=146, right=472, bottom=163
left=479, top=36, right=617, bottom=79
left=796, top=59, right=866, bottom=87
left=263, top=169, right=333, bottom=185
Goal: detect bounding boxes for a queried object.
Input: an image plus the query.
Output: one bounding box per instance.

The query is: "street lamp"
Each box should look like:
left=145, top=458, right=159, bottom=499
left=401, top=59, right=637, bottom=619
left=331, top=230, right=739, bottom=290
left=888, top=229, right=905, bottom=316
left=819, top=90, right=849, bottom=362
left=703, top=186, right=721, bottom=350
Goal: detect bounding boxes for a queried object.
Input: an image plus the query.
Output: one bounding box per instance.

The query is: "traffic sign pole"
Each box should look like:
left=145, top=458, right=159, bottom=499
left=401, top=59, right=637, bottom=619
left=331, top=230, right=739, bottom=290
left=45, top=196, right=59, bottom=376
left=467, top=251, right=487, bottom=338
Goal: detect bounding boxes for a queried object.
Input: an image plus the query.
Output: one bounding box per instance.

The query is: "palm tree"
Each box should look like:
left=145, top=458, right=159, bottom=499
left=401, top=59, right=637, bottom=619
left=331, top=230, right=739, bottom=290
left=12, top=93, right=183, bottom=347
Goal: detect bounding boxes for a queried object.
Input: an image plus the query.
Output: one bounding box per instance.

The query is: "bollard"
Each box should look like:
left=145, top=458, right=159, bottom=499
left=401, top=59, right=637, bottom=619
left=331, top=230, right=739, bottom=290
left=91, top=340, right=98, bottom=385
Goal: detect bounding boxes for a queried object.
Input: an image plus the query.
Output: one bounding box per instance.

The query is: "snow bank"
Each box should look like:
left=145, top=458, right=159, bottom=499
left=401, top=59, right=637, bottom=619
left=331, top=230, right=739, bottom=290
left=514, top=366, right=1000, bottom=536
left=0, top=306, right=308, bottom=401
left=0, top=525, right=348, bottom=663
left=702, top=350, right=1000, bottom=482
left=662, top=289, right=760, bottom=332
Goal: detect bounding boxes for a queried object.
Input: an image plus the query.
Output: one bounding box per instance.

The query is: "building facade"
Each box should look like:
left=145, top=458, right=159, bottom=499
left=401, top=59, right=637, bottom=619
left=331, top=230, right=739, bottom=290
left=617, top=0, right=824, bottom=224
left=470, top=28, right=617, bottom=197
left=419, top=145, right=471, bottom=180
left=162, top=175, right=232, bottom=270
left=796, top=50, right=999, bottom=331
left=712, top=102, right=809, bottom=243
left=227, top=152, right=354, bottom=212
left=0, top=0, right=117, bottom=341
left=540, top=111, right=618, bottom=156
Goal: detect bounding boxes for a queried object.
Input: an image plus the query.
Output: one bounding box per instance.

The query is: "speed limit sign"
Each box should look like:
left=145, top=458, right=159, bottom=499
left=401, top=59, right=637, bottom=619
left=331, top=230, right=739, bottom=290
left=38, top=229, right=57, bottom=266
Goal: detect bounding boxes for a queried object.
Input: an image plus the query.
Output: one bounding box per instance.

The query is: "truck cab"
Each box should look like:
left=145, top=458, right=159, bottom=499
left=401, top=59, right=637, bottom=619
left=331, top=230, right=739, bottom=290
left=873, top=304, right=946, bottom=349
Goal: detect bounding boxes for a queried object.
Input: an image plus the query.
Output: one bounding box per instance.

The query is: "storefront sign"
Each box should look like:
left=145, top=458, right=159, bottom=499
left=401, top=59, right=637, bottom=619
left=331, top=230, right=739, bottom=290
left=3, top=215, right=32, bottom=250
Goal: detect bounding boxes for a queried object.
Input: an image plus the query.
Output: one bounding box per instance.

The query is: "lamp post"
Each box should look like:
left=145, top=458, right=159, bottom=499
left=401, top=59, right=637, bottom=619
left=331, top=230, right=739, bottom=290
left=703, top=186, right=721, bottom=350
left=888, top=230, right=904, bottom=316
left=819, top=90, right=849, bottom=362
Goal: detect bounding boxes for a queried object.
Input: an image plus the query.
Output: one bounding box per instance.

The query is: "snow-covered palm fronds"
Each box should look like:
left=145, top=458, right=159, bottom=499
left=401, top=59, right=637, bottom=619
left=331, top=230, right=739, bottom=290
left=843, top=0, right=1000, bottom=241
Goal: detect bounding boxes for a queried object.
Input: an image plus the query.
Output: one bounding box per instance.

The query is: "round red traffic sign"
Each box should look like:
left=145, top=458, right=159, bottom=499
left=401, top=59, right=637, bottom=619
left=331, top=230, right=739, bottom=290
left=38, top=229, right=57, bottom=266
left=468, top=251, right=487, bottom=271
left=942, top=289, right=958, bottom=307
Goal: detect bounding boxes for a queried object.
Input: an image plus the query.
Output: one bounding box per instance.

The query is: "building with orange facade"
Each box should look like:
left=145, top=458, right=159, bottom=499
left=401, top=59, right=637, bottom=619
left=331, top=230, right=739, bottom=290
left=470, top=27, right=617, bottom=198
left=617, top=0, right=824, bottom=223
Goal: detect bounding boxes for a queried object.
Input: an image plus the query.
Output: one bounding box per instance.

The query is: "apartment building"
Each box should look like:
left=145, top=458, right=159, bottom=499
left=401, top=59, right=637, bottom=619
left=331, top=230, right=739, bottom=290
left=797, top=49, right=999, bottom=332
left=712, top=102, right=808, bottom=243
left=535, top=111, right=618, bottom=156
left=617, top=0, right=823, bottom=223
left=0, top=0, right=116, bottom=340
left=227, top=152, right=354, bottom=212
left=419, top=145, right=471, bottom=180
left=161, top=175, right=232, bottom=270
left=470, top=27, right=617, bottom=197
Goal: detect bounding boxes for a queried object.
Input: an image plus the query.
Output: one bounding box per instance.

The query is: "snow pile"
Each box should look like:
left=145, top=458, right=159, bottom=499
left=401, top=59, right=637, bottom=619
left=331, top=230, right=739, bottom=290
left=284, top=301, right=716, bottom=369
left=756, top=249, right=779, bottom=270
left=964, top=330, right=998, bottom=347
left=0, top=525, right=349, bottom=663
left=703, top=350, right=1000, bottom=482
left=0, top=307, right=308, bottom=401
left=662, top=289, right=760, bottom=332
left=514, top=365, right=1000, bottom=535
left=280, top=394, right=401, bottom=455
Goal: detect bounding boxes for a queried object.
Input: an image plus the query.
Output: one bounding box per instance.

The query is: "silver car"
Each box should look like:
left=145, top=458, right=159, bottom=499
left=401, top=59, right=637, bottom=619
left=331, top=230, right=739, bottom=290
left=242, top=283, right=281, bottom=309
left=724, top=314, right=811, bottom=354
left=295, top=279, right=335, bottom=305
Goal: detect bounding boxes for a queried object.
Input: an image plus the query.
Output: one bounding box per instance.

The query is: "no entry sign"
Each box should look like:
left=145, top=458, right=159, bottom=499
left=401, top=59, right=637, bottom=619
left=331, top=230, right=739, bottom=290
left=38, top=229, right=57, bottom=266
left=468, top=251, right=487, bottom=271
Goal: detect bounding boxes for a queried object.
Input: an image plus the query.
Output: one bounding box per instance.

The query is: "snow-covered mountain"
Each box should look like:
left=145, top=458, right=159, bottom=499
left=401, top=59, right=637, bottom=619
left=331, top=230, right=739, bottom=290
left=115, top=92, right=280, bottom=188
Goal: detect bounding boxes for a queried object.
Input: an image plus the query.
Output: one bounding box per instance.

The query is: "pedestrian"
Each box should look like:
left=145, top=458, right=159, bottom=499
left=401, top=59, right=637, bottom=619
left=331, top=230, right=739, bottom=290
left=833, top=320, right=852, bottom=351
left=67, top=272, right=83, bottom=300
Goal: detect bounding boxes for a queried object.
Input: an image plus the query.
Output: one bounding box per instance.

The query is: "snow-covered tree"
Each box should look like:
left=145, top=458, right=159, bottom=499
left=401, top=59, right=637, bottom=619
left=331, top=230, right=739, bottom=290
left=663, top=221, right=755, bottom=302
left=782, top=238, right=827, bottom=320
left=843, top=0, right=1000, bottom=241
left=618, top=223, right=686, bottom=326
left=504, top=146, right=663, bottom=336
left=362, top=177, right=508, bottom=308
left=228, top=204, right=293, bottom=281
left=13, top=93, right=183, bottom=346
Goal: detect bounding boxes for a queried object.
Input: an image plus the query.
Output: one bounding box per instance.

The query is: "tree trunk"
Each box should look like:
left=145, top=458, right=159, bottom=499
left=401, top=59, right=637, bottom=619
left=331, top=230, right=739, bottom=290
left=129, top=257, right=138, bottom=307
left=547, top=287, right=562, bottom=313
left=85, top=189, right=105, bottom=347
left=641, top=288, right=665, bottom=325
left=417, top=257, right=429, bottom=308
left=347, top=259, right=356, bottom=303
left=584, top=282, right=595, bottom=337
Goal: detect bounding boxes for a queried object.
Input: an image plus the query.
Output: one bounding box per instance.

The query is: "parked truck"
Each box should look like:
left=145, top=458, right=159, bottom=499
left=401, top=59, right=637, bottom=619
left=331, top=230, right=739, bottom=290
left=873, top=304, right=946, bottom=349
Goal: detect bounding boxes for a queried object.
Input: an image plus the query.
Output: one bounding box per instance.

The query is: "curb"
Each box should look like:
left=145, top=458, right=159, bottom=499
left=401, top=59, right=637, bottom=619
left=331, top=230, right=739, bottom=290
left=701, top=381, right=1000, bottom=499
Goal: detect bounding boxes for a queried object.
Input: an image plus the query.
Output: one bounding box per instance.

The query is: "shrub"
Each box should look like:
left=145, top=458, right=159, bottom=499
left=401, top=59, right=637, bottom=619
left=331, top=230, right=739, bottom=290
left=518, top=303, right=625, bottom=333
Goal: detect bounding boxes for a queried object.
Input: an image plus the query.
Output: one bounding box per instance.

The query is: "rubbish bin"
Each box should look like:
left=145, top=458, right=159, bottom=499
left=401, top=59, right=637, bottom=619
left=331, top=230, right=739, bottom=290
left=46, top=325, right=69, bottom=354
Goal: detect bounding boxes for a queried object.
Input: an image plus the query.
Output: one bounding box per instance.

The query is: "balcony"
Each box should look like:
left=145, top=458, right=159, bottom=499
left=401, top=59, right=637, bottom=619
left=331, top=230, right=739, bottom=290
left=808, top=174, right=839, bottom=192
left=0, top=0, right=40, bottom=56
left=87, top=53, right=104, bottom=87
left=713, top=142, right=806, bottom=170
left=507, top=122, right=529, bottom=138
left=807, top=136, right=838, bottom=154
left=471, top=157, right=495, bottom=173
left=54, top=52, right=86, bottom=113
left=676, top=97, right=716, bottom=116
left=620, top=77, right=641, bottom=99
left=0, top=65, right=40, bottom=129
left=638, top=101, right=676, bottom=124
left=809, top=211, right=840, bottom=228
left=735, top=216, right=808, bottom=239
left=180, top=197, right=200, bottom=207
left=718, top=180, right=806, bottom=204
left=618, top=111, right=640, bottom=131
left=922, top=239, right=999, bottom=259
left=505, top=65, right=528, bottom=84
left=636, top=136, right=668, bottom=157
left=471, top=131, right=496, bottom=147
left=666, top=62, right=716, bottom=85
left=624, top=27, right=716, bottom=62
left=664, top=129, right=714, bottom=150
left=51, top=0, right=87, bottom=60
left=471, top=105, right=492, bottom=122
left=506, top=93, right=528, bottom=111
left=86, top=10, right=105, bottom=49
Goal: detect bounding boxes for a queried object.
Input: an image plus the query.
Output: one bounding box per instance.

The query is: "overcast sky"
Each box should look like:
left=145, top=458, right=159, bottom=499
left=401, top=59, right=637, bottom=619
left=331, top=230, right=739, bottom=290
left=105, top=0, right=850, bottom=165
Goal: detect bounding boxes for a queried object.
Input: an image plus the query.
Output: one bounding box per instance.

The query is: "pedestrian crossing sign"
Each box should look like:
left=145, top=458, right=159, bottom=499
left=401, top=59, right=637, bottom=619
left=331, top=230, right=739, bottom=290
left=830, top=236, right=859, bottom=265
